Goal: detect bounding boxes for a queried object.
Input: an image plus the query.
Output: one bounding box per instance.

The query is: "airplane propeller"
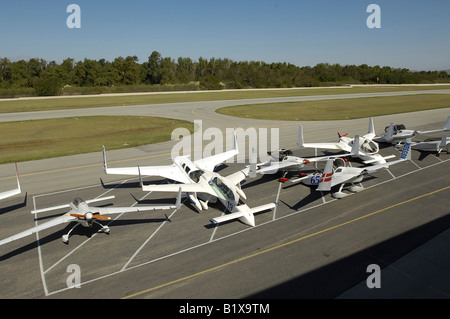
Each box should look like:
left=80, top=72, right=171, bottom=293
left=69, top=213, right=111, bottom=221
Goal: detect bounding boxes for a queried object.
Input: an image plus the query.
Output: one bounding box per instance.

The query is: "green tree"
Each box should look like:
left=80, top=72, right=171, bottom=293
left=142, top=51, right=162, bottom=84
left=33, top=71, right=62, bottom=96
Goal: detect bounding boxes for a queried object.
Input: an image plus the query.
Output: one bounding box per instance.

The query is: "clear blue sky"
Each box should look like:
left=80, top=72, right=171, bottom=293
left=1, top=0, right=449, bottom=71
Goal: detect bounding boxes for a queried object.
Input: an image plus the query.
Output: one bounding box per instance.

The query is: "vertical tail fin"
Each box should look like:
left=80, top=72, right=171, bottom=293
left=14, top=162, right=21, bottom=193
left=439, top=135, right=447, bottom=149
left=102, top=145, right=108, bottom=174
left=249, top=147, right=257, bottom=178
left=232, top=129, right=238, bottom=153
left=317, top=159, right=334, bottom=192
left=176, top=187, right=182, bottom=209
left=400, top=138, right=412, bottom=160
left=443, top=116, right=450, bottom=131
left=350, top=135, right=360, bottom=156
left=138, top=166, right=143, bottom=188
left=368, top=117, right=375, bottom=135
left=297, top=125, right=305, bottom=147
left=386, top=122, right=394, bottom=142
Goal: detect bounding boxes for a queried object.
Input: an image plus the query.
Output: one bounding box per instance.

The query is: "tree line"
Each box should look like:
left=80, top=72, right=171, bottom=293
left=0, top=51, right=449, bottom=96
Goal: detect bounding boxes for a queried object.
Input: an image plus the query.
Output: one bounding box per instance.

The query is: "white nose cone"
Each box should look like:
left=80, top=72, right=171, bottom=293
left=240, top=212, right=255, bottom=227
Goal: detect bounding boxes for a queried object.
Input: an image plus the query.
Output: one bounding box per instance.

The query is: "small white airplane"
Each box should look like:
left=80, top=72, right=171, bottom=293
left=401, top=135, right=450, bottom=154
left=297, top=118, right=395, bottom=165
left=375, top=116, right=450, bottom=145
left=102, top=132, right=239, bottom=187
left=255, top=139, right=359, bottom=175
left=133, top=146, right=275, bottom=227
left=0, top=195, right=179, bottom=246
left=139, top=164, right=275, bottom=227
left=0, top=163, right=21, bottom=201
left=287, top=138, right=412, bottom=199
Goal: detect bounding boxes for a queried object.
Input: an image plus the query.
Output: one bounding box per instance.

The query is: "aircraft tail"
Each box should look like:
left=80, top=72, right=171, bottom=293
left=368, top=117, right=375, bottom=135
left=102, top=145, right=108, bottom=173
left=400, top=138, right=412, bottom=160
left=296, top=125, right=305, bottom=147
left=385, top=122, right=394, bottom=142
left=316, top=159, right=334, bottom=192
left=14, top=163, right=21, bottom=193
left=350, top=135, right=360, bottom=156
left=210, top=202, right=276, bottom=227
left=443, top=116, right=450, bottom=131
left=439, top=135, right=447, bottom=150
left=249, top=147, right=257, bottom=178
left=175, top=187, right=182, bottom=209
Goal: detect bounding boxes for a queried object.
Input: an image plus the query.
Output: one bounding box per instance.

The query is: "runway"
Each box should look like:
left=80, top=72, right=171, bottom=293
left=0, top=89, right=449, bottom=300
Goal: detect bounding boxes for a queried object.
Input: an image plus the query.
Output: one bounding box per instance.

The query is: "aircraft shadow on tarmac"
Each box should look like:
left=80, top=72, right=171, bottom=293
left=245, top=213, right=450, bottom=299
left=280, top=186, right=325, bottom=211
left=100, top=178, right=169, bottom=189
left=0, top=215, right=169, bottom=261
left=0, top=193, right=27, bottom=216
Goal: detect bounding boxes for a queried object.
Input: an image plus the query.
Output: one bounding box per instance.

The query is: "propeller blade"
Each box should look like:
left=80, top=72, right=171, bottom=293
left=69, top=213, right=111, bottom=220
left=70, top=213, right=86, bottom=219
left=92, top=214, right=111, bottom=220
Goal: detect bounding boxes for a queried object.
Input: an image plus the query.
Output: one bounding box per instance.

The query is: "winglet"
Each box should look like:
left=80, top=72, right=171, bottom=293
left=386, top=122, right=394, bottom=142
left=176, top=187, right=182, bottom=209
left=350, top=135, right=360, bottom=156
left=232, top=129, right=239, bottom=154
left=138, top=166, right=143, bottom=188
left=316, top=159, right=334, bottom=192
left=400, top=138, right=412, bottom=160
left=439, top=135, right=447, bottom=149
left=249, top=147, right=257, bottom=178
left=443, top=116, right=450, bottom=131
left=297, top=125, right=304, bottom=147
left=102, top=145, right=108, bottom=173
left=368, top=117, right=375, bottom=135
left=14, top=162, right=21, bottom=193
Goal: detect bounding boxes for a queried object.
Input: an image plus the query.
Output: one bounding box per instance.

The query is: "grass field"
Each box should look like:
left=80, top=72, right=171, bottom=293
left=1, top=85, right=449, bottom=114
left=1, top=85, right=449, bottom=164
left=0, top=116, right=194, bottom=164
left=216, top=94, right=450, bottom=121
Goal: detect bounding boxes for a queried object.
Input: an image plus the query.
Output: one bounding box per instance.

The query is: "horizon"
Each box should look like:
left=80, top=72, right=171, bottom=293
left=1, top=1, right=450, bottom=72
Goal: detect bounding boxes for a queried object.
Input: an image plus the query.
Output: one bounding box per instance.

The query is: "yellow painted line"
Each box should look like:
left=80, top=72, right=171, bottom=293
left=122, top=185, right=450, bottom=299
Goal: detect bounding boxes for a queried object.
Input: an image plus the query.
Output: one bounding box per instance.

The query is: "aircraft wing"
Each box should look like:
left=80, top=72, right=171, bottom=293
left=193, top=149, right=238, bottom=172
left=363, top=140, right=412, bottom=173
left=142, top=182, right=217, bottom=197
left=256, top=160, right=303, bottom=174
left=0, top=214, right=76, bottom=247
left=225, top=168, right=250, bottom=186
left=106, top=164, right=190, bottom=184
left=102, top=146, right=190, bottom=183
left=0, top=188, right=21, bottom=201
left=210, top=202, right=277, bottom=227
left=92, top=204, right=176, bottom=215
left=417, top=116, right=450, bottom=134
left=193, top=131, right=239, bottom=172
left=301, top=142, right=344, bottom=150
left=0, top=163, right=21, bottom=201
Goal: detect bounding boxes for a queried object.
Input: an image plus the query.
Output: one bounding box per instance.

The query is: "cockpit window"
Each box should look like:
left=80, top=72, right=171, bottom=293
left=361, top=140, right=379, bottom=154
left=72, top=198, right=84, bottom=208
left=189, top=169, right=204, bottom=183
left=208, top=177, right=235, bottom=201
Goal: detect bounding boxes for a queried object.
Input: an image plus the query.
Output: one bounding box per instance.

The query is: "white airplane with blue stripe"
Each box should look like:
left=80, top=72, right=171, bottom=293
left=288, top=138, right=412, bottom=199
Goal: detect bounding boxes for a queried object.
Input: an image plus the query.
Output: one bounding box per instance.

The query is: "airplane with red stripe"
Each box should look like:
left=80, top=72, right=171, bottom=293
left=286, top=137, right=412, bottom=199
left=297, top=118, right=396, bottom=165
